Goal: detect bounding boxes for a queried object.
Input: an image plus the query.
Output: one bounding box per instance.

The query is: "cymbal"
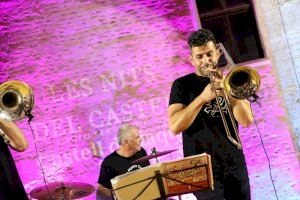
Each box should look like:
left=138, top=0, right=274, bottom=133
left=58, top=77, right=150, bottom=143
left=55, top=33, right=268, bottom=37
left=132, top=149, right=177, bottom=164
left=30, top=182, right=95, bottom=200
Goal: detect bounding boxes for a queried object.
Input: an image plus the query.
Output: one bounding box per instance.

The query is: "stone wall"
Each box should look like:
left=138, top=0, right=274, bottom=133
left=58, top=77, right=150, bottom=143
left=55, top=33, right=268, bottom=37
left=252, top=0, right=300, bottom=150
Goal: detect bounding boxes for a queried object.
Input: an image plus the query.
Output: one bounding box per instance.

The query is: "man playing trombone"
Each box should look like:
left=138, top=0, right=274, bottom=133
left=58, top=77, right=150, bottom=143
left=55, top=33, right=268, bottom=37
left=168, top=29, right=253, bottom=200
left=0, top=118, right=29, bottom=199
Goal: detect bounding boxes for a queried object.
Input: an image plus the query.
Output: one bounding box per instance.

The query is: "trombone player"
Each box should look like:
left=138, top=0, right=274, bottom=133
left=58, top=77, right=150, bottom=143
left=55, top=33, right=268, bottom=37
left=0, top=119, right=29, bottom=199
left=168, top=29, right=254, bottom=200
left=0, top=80, right=34, bottom=200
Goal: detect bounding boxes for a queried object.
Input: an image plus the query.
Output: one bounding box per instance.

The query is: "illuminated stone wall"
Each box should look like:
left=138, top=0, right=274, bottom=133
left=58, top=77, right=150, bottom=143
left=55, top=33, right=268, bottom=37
left=253, top=0, right=300, bottom=149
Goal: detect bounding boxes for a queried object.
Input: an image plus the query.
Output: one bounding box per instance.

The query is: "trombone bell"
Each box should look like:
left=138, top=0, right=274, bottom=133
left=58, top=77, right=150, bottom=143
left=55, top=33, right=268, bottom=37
left=224, top=66, right=260, bottom=100
left=0, top=80, right=34, bottom=121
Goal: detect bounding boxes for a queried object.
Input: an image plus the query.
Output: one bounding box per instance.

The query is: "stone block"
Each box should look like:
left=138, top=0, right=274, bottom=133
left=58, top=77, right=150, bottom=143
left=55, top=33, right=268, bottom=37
left=287, top=33, right=300, bottom=57
left=256, top=0, right=278, bottom=12
left=279, top=2, right=300, bottom=35
left=262, top=9, right=286, bottom=40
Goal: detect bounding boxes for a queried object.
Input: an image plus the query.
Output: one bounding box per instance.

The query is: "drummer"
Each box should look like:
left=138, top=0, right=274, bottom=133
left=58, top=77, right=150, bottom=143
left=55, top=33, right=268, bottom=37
left=96, top=124, right=150, bottom=200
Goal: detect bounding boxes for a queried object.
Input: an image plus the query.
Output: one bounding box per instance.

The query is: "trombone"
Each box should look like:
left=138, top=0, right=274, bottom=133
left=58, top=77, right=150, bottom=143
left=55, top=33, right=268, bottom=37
left=0, top=80, right=34, bottom=145
left=0, top=80, right=34, bottom=121
left=207, top=43, right=260, bottom=149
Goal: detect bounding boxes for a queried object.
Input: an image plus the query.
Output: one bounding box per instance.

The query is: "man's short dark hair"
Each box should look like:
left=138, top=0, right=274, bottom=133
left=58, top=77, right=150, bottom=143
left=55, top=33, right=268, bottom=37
left=188, top=29, right=216, bottom=49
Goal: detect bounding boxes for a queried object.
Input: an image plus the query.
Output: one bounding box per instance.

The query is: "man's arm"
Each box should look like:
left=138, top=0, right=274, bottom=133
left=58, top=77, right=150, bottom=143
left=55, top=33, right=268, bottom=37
left=0, top=118, right=28, bottom=152
left=168, top=83, right=217, bottom=135
left=228, top=97, right=254, bottom=127
left=217, top=74, right=254, bottom=127
left=96, top=184, right=112, bottom=200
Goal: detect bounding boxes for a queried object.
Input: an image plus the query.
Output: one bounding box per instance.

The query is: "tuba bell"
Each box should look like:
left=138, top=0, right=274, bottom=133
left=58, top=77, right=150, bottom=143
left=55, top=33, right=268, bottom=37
left=0, top=80, right=34, bottom=121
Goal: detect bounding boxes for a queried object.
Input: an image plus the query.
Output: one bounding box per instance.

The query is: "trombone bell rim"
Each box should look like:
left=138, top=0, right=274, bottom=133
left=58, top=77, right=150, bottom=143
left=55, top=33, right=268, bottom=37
left=0, top=80, right=34, bottom=121
left=224, top=66, right=260, bottom=99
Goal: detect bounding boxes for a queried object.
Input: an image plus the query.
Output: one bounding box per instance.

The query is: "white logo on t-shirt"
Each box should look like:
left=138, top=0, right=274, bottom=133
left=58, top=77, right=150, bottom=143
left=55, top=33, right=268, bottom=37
left=127, top=164, right=142, bottom=172
left=203, top=96, right=228, bottom=117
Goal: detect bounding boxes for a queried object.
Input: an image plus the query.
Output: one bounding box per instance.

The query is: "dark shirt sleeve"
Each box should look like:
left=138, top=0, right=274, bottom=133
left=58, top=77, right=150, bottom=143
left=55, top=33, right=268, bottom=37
left=98, top=148, right=150, bottom=189
left=0, top=139, right=29, bottom=200
left=140, top=148, right=150, bottom=166
left=169, top=79, right=188, bottom=106
left=98, top=160, right=113, bottom=189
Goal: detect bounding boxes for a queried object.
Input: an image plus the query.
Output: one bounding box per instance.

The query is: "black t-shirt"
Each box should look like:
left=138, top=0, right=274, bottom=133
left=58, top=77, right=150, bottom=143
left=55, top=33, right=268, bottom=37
left=169, top=73, right=246, bottom=171
left=98, top=148, right=150, bottom=189
left=0, top=138, right=29, bottom=200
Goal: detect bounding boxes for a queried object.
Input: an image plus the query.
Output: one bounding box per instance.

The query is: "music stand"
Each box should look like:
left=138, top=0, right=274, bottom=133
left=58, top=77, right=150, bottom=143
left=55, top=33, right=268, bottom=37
left=111, top=154, right=213, bottom=200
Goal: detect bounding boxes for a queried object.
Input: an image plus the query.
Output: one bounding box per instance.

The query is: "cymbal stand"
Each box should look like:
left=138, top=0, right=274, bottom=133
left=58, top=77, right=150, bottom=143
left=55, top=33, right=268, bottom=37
left=151, top=147, right=159, bottom=163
